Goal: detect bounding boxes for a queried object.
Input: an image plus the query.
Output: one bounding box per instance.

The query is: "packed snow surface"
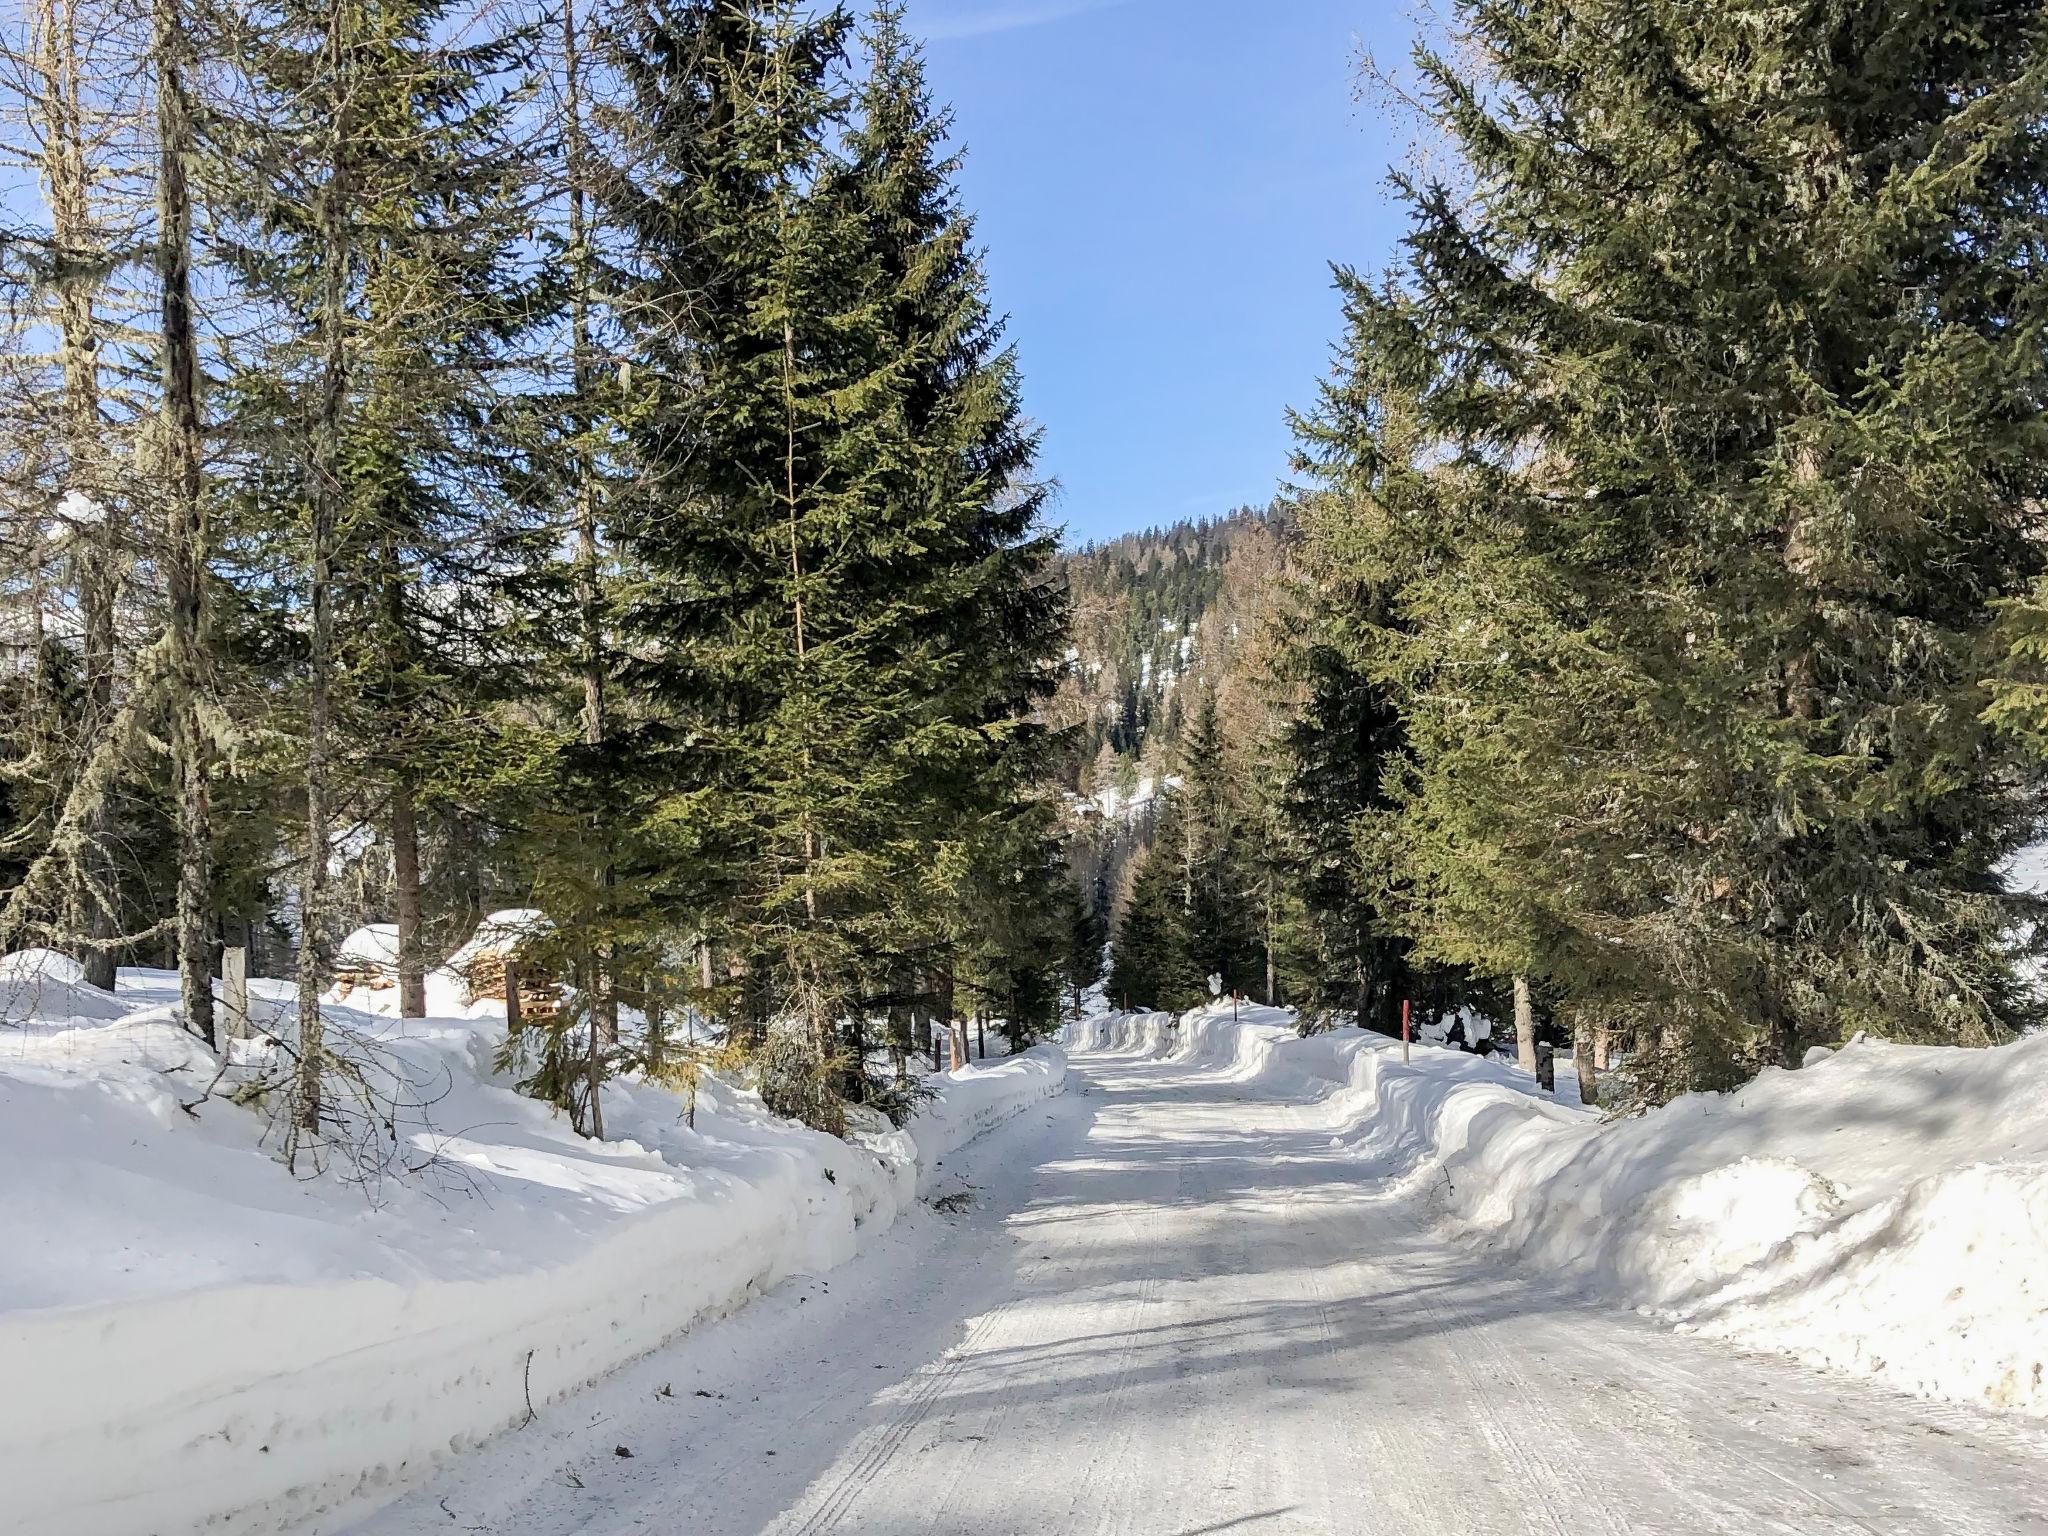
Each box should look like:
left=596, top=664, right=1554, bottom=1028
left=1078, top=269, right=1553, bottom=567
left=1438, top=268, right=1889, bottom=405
left=11, top=967, right=2047, bottom=1536
left=0, top=960, right=1062, bottom=1536
left=345, top=1003, right=2048, bottom=1536
left=1073, top=1005, right=2048, bottom=1420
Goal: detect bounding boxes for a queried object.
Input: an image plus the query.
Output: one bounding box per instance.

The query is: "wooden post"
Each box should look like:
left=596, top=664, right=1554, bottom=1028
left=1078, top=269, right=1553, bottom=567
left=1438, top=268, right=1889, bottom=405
left=1401, top=997, right=1410, bottom=1065
left=222, top=944, right=249, bottom=1042
left=504, top=958, right=523, bottom=1032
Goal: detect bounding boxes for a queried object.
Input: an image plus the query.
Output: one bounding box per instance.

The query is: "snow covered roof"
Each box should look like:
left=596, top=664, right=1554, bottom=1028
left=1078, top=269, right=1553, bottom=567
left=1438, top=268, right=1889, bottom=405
left=334, top=924, right=402, bottom=972
left=443, top=909, right=552, bottom=974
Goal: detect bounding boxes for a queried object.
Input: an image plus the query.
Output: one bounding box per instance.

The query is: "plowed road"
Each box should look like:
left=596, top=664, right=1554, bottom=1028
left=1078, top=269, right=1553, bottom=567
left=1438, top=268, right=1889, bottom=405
left=348, top=1038, right=2048, bottom=1536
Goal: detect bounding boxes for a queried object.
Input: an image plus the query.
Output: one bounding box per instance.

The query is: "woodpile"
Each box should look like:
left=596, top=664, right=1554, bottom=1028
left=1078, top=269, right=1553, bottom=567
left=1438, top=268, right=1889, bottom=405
left=464, top=953, right=559, bottom=1023
left=443, top=911, right=558, bottom=1021
left=331, top=925, right=401, bottom=1003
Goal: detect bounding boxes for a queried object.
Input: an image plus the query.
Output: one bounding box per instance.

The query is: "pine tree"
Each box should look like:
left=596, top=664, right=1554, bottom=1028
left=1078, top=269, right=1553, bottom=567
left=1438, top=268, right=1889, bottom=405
left=208, top=0, right=542, bottom=1151
left=1276, top=603, right=1409, bottom=1031
left=1108, top=836, right=1190, bottom=1012
left=1065, top=868, right=1109, bottom=1016
left=843, top=0, right=1065, bottom=1028
left=1299, top=0, right=2048, bottom=1099
left=1173, top=691, right=1259, bottom=996
left=152, top=0, right=216, bottom=1046
left=605, top=0, right=919, bottom=1130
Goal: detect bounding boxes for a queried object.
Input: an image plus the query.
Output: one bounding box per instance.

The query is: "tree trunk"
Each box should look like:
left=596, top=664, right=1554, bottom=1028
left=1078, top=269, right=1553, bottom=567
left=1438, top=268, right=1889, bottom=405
left=1514, top=974, right=1537, bottom=1074
left=1264, top=893, right=1276, bottom=1007
left=390, top=784, right=426, bottom=1018
left=1573, top=1014, right=1599, bottom=1108
left=888, top=999, right=910, bottom=1087
left=581, top=956, right=605, bottom=1141
left=39, top=0, right=121, bottom=991
left=938, top=964, right=958, bottom=1069
left=644, top=984, right=667, bottom=1073
left=293, top=31, right=354, bottom=1151
left=563, top=0, right=616, bottom=1080
left=153, top=0, right=214, bottom=1048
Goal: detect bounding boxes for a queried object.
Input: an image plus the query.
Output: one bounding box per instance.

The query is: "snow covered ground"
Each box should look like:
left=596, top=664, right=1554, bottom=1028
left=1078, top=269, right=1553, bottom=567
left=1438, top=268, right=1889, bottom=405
left=1076, top=1003, right=2048, bottom=1420
left=12, top=960, right=2048, bottom=1536
left=342, top=1008, right=2048, bottom=1536
left=0, top=957, right=1062, bottom=1536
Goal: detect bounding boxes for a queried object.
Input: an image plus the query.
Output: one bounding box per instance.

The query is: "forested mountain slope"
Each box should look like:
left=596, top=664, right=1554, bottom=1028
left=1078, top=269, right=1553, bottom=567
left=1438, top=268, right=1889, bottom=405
left=1051, top=506, right=1291, bottom=798
left=1046, top=507, right=1299, bottom=921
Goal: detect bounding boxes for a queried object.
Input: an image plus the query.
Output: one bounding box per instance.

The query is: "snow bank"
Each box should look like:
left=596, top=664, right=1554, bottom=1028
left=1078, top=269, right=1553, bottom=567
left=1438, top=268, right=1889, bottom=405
left=0, top=966, right=1062, bottom=1536
left=1069, top=1002, right=2048, bottom=1421
left=0, top=947, right=132, bottom=1023
left=908, top=1044, right=1067, bottom=1194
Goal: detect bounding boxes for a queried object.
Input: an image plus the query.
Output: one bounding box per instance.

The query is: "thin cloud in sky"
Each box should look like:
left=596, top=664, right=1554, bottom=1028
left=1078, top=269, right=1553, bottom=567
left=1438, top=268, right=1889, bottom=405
left=919, top=0, right=1138, bottom=41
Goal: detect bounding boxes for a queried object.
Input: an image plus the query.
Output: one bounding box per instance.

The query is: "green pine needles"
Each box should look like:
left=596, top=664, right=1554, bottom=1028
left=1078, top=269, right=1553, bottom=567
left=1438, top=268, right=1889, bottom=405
left=1291, top=0, right=2048, bottom=1102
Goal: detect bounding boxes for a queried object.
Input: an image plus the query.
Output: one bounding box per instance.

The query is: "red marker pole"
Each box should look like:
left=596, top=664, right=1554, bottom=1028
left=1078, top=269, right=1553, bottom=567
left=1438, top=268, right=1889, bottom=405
left=1401, top=997, right=1411, bottom=1065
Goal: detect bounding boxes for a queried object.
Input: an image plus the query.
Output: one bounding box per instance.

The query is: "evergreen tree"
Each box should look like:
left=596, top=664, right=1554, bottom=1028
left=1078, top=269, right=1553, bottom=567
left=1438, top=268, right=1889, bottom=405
left=843, top=0, right=1066, bottom=1015
left=1173, top=691, right=1259, bottom=997
left=1109, top=836, right=1191, bottom=1012
left=604, top=0, right=1069, bottom=1128
left=1299, top=0, right=2048, bottom=1099
left=1277, top=605, right=1409, bottom=1031
left=208, top=0, right=543, bottom=1150
left=1065, top=868, right=1109, bottom=1016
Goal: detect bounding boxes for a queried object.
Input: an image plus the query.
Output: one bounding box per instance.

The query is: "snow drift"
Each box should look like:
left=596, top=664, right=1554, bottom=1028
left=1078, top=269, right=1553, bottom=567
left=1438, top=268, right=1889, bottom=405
left=0, top=964, right=1063, bottom=1536
left=1068, top=1003, right=2048, bottom=1420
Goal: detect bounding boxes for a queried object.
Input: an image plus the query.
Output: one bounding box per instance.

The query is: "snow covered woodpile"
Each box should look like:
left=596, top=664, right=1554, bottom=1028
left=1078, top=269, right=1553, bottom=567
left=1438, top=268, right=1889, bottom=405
left=317, top=910, right=558, bottom=1021
left=328, top=923, right=401, bottom=1001
left=0, top=964, right=1065, bottom=1536
left=440, top=907, right=553, bottom=1011
left=1071, top=1002, right=2048, bottom=1422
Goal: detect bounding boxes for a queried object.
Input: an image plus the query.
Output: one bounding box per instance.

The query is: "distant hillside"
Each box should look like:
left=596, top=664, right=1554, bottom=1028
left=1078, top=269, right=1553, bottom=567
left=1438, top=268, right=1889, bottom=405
left=1049, top=504, right=1301, bottom=908
left=1053, top=505, right=1293, bottom=788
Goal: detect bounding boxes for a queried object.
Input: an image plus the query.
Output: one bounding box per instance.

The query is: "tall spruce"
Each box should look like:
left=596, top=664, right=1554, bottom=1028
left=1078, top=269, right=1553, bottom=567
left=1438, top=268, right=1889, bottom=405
left=209, top=0, right=541, bottom=1151
left=1299, top=0, right=2048, bottom=1099
left=1277, top=589, right=1410, bottom=1032
left=605, top=0, right=918, bottom=1129
left=844, top=0, right=1065, bottom=1036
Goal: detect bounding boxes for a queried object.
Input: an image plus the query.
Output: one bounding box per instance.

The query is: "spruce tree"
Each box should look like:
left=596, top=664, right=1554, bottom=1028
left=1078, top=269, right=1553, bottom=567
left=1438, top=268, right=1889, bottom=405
left=1299, top=0, right=2048, bottom=1098
left=843, top=0, right=1065, bottom=1014
left=1109, top=837, right=1191, bottom=1012
left=208, top=0, right=542, bottom=1148
left=1278, top=602, right=1410, bottom=1032
left=604, top=0, right=921, bottom=1129
left=1173, top=691, right=1259, bottom=997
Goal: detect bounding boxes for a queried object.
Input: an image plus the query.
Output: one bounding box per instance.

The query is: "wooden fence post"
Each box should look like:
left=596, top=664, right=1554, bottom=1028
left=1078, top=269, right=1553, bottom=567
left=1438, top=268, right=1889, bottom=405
left=222, top=944, right=250, bottom=1042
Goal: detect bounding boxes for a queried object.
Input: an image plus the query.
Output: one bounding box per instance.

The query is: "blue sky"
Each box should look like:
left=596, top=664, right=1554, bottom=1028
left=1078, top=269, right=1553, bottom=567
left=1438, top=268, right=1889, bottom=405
left=911, top=1, right=1418, bottom=546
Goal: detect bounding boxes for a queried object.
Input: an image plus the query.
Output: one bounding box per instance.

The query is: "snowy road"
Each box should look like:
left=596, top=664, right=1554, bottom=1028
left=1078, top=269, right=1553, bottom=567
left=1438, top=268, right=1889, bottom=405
left=348, top=1041, right=2048, bottom=1536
